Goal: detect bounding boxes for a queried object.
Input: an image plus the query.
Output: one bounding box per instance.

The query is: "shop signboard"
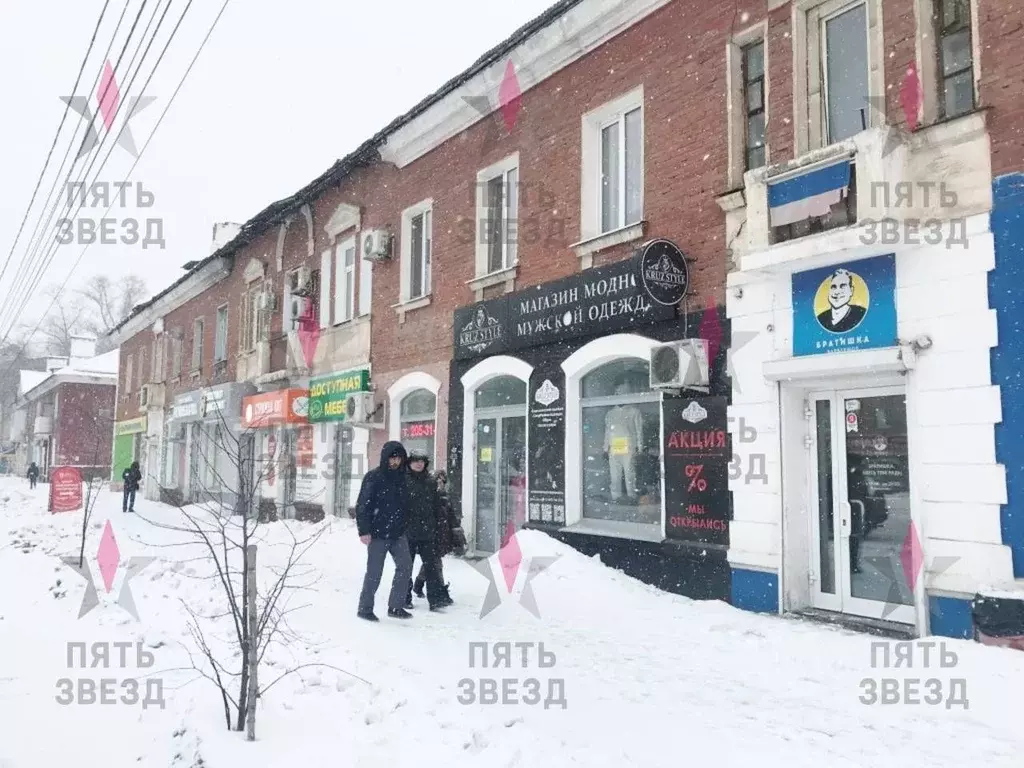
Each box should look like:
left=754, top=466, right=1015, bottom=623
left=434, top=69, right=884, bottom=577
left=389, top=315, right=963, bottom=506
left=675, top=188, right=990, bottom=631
left=308, top=368, right=370, bottom=423
left=170, top=391, right=202, bottom=423
left=49, top=466, right=83, bottom=513
left=115, top=416, right=148, bottom=435
left=453, top=245, right=685, bottom=361
left=241, top=389, right=309, bottom=429
left=527, top=361, right=566, bottom=525
left=791, top=253, right=897, bottom=357
left=663, top=397, right=731, bottom=546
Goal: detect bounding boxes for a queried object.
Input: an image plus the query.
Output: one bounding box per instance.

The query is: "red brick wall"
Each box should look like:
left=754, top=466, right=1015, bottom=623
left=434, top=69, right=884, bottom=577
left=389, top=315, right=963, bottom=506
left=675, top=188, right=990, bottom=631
left=980, top=0, right=1024, bottom=178
left=55, top=382, right=116, bottom=471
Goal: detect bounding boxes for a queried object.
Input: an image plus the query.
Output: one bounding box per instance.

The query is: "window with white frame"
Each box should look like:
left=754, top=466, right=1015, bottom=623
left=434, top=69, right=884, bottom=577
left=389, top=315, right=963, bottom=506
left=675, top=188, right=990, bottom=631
left=214, top=305, right=228, bottom=362
left=399, top=388, right=437, bottom=460
left=935, top=0, right=975, bottom=119
left=192, top=317, right=204, bottom=371
left=170, top=332, right=182, bottom=378
left=239, top=280, right=265, bottom=352
left=152, top=336, right=165, bottom=382
left=334, top=237, right=357, bottom=323
left=581, top=87, right=644, bottom=241
left=821, top=2, right=869, bottom=145
left=125, top=354, right=134, bottom=393
left=401, top=200, right=432, bottom=302
left=742, top=41, right=766, bottom=171
left=476, top=154, right=519, bottom=276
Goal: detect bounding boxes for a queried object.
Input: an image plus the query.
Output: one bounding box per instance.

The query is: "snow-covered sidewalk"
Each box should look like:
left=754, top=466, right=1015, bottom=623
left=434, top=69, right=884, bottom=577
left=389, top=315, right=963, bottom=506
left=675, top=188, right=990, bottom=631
left=1, top=477, right=1022, bottom=768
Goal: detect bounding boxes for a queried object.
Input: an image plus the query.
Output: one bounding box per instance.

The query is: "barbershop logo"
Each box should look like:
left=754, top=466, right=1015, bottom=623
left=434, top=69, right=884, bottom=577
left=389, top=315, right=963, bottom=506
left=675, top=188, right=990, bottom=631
left=459, top=305, right=503, bottom=354
left=62, top=60, right=156, bottom=161
left=61, top=521, right=154, bottom=620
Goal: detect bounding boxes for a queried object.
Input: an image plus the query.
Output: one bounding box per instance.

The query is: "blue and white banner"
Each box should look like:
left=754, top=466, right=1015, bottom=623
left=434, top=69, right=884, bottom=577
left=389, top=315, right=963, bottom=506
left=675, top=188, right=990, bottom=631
left=768, top=160, right=852, bottom=227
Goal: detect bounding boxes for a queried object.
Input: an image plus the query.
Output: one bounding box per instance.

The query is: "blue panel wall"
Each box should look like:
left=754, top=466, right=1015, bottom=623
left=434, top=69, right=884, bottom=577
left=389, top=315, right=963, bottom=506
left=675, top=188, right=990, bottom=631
left=730, top=568, right=778, bottom=613
left=928, top=596, right=973, bottom=639
left=990, top=173, right=1024, bottom=578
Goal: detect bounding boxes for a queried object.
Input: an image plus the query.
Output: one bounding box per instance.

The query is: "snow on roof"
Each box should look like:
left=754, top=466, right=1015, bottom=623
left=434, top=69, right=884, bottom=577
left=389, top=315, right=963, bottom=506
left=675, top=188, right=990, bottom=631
left=19, top=370, right=49, bottom=396
left=55, top=348, right=119, bottom=378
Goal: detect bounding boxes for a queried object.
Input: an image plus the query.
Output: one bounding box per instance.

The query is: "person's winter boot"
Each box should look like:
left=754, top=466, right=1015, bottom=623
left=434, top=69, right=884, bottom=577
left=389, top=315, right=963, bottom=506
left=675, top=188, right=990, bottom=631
left=413, top=579, right=425, bottom=598
left=357, top=610, right=379, bottom=622
left=439, top=584, right=454, bottom=606
left=428, top=603, right=446, bottom=612
left=387, top=607, right=413, bottom=619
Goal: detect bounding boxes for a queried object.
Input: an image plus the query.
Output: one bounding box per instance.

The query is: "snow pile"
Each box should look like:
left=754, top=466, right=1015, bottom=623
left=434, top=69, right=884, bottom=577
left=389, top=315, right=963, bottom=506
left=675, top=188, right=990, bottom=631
left=1, top=478, right=1023, bottom=767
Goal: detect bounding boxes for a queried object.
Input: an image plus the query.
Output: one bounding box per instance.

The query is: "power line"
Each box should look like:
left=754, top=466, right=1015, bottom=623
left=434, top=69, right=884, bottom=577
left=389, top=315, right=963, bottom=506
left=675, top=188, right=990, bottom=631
left=0, top=0, right=114, bottom=296
left=1, top=0, right=231, bottom=374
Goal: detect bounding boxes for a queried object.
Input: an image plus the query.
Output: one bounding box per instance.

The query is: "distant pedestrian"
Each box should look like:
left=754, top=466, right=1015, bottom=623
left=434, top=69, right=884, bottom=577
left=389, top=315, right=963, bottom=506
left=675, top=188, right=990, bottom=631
left=355, top=441, right=414, bottom=621
left=26, top=462, right=39, bottom=489
left=122, top=461, right=142, bottom=512
left=403, top=451, right=448, bottom=612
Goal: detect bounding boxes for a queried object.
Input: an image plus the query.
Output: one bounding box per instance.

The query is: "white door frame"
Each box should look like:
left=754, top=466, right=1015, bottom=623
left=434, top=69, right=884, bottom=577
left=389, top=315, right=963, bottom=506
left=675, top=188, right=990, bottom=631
left=807, top=382, right=915, bottom=625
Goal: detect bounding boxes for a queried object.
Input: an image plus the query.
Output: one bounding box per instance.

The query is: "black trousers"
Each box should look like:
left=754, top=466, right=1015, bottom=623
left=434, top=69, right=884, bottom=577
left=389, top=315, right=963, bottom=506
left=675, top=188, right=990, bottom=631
left=406, top=539, right=444, bottom=607
left=415, top=556, right=444, bottom=589
left=28, top=477, right=36, bottom=488
left=123, top=488, right=136, bottom=511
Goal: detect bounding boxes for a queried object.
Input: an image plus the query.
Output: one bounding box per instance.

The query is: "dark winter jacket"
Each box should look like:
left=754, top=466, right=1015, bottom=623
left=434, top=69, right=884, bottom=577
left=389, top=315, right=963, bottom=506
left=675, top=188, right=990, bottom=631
left=26, top=463, right=39, bottom=480
left=436, top=486, right=464, bottom=555
left=355, top=442, right=410, bottom=539
left=405, top=457, right=444, bottom=542
left=122, top=462, right=142, bottom=492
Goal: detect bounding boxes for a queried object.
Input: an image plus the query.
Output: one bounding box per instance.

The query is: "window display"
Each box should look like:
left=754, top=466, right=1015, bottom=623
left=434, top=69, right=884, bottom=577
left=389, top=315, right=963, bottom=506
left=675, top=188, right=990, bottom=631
left=399, top=388, right=437, bottom=460
left=580, top=359, right=661, bottom=525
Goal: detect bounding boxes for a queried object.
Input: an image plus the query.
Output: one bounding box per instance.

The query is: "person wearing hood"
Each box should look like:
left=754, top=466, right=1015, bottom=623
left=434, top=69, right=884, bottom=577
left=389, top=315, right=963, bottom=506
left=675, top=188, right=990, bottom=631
left=26, top=462, right=39, bottom=489
left=355, top=441, right=414, bottom=621
left=122, top=461, right=142, bottom=512
left=403, top=450, right=449, bottom=611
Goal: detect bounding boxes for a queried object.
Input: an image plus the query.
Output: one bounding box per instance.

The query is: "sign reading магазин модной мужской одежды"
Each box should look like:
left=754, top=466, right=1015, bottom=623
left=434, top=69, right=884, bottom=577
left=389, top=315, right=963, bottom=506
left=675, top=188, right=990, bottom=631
left=453, top=240, right=690, bottom=359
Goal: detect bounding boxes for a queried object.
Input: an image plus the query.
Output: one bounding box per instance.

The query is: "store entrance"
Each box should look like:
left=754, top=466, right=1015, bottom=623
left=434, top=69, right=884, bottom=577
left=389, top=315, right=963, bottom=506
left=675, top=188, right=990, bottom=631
left=474, top=410, right=527, bottom=554
left=807, top=385, right=914, bottom=625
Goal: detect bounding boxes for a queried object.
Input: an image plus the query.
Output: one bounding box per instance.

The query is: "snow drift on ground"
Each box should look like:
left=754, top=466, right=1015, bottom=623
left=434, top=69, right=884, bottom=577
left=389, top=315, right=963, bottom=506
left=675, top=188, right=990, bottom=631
left=1, top=477, right=1023, bottom=768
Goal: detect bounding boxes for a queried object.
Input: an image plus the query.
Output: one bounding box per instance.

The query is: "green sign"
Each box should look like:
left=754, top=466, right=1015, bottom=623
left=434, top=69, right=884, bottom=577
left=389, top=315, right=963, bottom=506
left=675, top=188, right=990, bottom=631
left=308, top=368, right=370, bottom=422
left=115, top=416, right=147, bottom=436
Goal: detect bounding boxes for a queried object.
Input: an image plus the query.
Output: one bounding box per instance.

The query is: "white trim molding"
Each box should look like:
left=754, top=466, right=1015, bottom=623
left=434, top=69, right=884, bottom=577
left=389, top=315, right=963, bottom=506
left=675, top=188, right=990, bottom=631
left=387, top=371, right=442, bottom=463
left=561, top=333, right=659, bottom=528
left=324, top=202, right=362, bottom=240
left=399, top=198, right=434, bottom=305
left=460, top=355, right=534, bottom=551
left=378, top=0, right=673, bottom=169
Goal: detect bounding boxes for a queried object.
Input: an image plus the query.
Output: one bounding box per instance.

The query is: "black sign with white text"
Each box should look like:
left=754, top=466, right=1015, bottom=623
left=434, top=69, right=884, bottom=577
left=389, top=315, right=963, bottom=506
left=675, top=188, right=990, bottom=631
left=527, top=361, right=566, bottom=525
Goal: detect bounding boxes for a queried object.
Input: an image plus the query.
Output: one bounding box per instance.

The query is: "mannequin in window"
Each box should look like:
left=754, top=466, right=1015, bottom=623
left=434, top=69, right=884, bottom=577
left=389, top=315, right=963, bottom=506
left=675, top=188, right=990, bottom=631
left=604, top=384, right=643, bottom=501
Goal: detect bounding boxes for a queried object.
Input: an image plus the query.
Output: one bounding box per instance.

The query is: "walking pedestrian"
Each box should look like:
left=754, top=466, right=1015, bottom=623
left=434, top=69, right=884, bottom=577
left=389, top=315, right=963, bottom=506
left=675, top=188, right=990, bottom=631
left=26, top=462, right=39, bottom=489
left=413, top=470, right=464, bottom=603
left=355, top=441, right=414, bottom=622
left=122, top=461, right=142, bottom=512
left=403, top=450, right=448, bottom=611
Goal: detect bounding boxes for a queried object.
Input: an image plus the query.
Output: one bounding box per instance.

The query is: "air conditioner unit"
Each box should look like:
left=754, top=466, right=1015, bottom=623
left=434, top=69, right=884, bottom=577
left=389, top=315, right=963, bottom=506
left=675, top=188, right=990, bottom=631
left=291, top=266, right=313, bottom=296
left=256, top=291, right=277, bottom=312
left=362, top=229, right=393, bottom=262
left=649, top=339, right=710, bottom=391
left=344, top=392, right=384, bottom=427
left=290, top=295, right=312, bottom=328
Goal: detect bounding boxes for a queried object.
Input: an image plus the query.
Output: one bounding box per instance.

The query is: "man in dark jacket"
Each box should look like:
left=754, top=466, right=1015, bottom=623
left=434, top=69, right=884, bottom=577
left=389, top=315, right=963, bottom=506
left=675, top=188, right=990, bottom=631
left=122, top=461, right=142, bottom=512
left=356, top=441, right=414, bottom=621
left=26, top=462, right=39, bottom=489
left=403, top=450, right=449, bottom=611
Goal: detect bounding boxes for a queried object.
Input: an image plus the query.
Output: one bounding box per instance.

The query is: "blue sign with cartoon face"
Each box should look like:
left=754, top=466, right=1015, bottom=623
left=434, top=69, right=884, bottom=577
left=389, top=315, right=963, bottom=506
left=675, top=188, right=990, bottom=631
left=792, top=254, right=896, bottom=356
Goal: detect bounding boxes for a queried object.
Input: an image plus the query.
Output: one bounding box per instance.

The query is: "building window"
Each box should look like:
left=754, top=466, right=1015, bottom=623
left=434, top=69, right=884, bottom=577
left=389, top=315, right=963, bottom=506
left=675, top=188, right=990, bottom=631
left=192, top=318, right=204, bottom=371
left=476, top=154, right=519, bottom=276
left=579, top=359, right=661, bottom=526
left=137, top=348, right=146, bottom=388
left=743, top=41, right=766, bottom=170
left=401, top=200, right=432, bottom=302
left=152, top=336, right=165, bottom=382
left=399, top=388, right=436, bottom=460
left=822, top=2, right=869, bottom=145
left=475, top=376, right=527, bottom=409
left=936, top=0, right=974, bottom=119
left=125, top=354, right=134, bottom=393
left=214, top=305, right=228, bottom=362
left=239, top=280, right=265, bottom=352
left=170, top=332, right=182, bottom=378
left=581, top=87, right=644, bottom=241
left=334, top=237, right=356, bottom=323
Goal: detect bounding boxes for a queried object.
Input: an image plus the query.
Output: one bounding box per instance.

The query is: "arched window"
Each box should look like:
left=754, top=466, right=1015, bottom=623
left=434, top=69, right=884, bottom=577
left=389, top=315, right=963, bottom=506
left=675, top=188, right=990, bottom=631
left=474, top=375, right=527, bottom=409
left=580, top=358, right=661, bottom=525
left=399, top=388, right=437, bottom=459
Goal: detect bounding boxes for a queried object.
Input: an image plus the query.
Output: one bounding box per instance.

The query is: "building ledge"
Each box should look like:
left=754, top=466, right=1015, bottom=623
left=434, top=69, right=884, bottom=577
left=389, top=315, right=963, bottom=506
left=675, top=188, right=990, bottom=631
left=559, top=518, right=663, bottom=543
left=392, top=294, right=431, bottom=323
left=467, top=266, right=517, bottom=300
left=571, top=221, right=647, bottom=268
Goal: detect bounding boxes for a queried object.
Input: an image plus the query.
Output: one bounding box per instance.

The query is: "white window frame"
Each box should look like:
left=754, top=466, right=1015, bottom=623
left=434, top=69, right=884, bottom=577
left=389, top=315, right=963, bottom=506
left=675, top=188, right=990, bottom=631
left=334, top=236, right=357, bottom=324
left=580, top=86, right=645, bottom=243
left=125, top=354, right=134, bottom=393
left=794, top=0, right=884, bottom=155
left=475, top=153, right=520, bottom=278
left=214, top=304, right=229, bottom=362
left=726, top=22, right=770, bottom=189
left=152, top=335, right=165, bottom=383
left=400, top=199, right=433, bottom=303
left=192, top=317, right=204, bottom=371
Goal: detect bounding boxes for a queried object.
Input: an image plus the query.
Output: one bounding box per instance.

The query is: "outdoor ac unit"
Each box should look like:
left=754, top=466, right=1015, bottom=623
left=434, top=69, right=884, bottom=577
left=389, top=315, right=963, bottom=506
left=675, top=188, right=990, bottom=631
left=291, top=266, right=313, bottom=296
left=362, top=229, right=393, bottom=262
left=649, top=339, right=710, bottom=391
left=290, top=295, right=311, bottom=327
left=345, top=392, right=384, bottom=427
left=256, top=291, right=277, bottom=312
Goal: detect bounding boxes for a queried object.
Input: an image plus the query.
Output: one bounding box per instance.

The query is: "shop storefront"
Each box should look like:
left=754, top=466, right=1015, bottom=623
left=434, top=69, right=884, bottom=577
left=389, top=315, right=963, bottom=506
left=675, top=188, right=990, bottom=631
left=166, top=392, right=202, bottom=503
left=200, top=382, right=257, bottom=512
left=448, top=242, right=733, bottom=599
left=241, top=388, right=313, bottom=520
left=112, top=416, right=147, bottom=489
left=308, top=367, right=371, bottom=517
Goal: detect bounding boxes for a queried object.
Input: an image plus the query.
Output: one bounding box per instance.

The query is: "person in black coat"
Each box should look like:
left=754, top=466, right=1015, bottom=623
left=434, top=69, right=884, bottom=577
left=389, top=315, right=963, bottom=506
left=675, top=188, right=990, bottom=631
left=413, top=470, right=464, bottom=602
left=122, top=461, right=142, bottom=512
left=403, top=450, right=449, bottom=611
left=355, top=441, right=414, bottom=621
left=26, top=462, right=39, bottom=489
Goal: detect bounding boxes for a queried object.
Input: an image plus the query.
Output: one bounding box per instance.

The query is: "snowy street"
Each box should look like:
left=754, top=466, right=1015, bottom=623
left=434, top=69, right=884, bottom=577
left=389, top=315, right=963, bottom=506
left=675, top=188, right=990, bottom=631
left=1, top=477, right=1022, bottom=768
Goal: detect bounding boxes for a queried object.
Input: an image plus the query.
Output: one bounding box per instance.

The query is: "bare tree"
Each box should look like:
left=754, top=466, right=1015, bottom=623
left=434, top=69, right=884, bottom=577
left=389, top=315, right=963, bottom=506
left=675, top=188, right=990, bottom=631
left=77, top=407, right=116, bottom=567
left=78, top=274, right=149, bottom=337
left=135, top=395, right=362, bottom=740
left=35, top=285, right=85, bottom=357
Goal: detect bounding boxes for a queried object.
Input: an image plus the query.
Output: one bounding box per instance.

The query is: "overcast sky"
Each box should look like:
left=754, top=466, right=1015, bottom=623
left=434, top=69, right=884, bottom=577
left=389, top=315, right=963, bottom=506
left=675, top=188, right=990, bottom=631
left=0, top=0, right=554, bottom=341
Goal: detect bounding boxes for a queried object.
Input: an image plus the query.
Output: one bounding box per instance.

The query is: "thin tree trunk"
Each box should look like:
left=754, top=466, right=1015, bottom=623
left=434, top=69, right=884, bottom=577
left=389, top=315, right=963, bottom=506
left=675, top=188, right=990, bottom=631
left=245, top=544, right=258, bottom=741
